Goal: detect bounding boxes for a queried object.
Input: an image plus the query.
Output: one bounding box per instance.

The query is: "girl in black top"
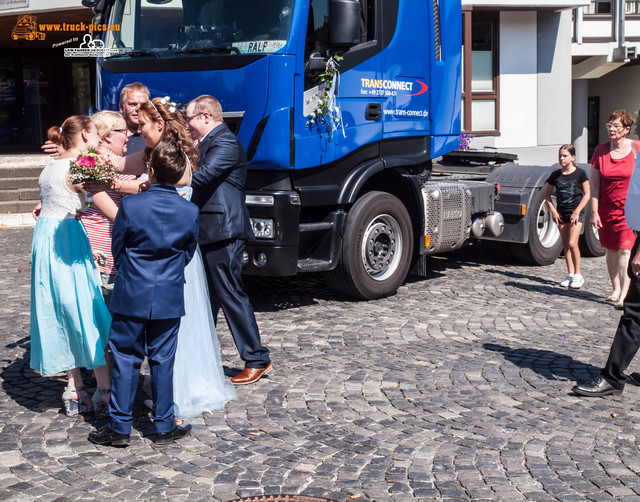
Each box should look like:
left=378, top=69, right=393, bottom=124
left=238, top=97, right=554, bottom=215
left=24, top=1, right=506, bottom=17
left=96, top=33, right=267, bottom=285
left=545, top=144, right=591, bottom=289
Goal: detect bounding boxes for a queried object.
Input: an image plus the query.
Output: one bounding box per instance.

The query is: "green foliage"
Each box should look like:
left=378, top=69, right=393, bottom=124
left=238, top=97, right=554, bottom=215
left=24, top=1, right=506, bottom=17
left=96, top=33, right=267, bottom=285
left=306, top=54, right=344, bottom=132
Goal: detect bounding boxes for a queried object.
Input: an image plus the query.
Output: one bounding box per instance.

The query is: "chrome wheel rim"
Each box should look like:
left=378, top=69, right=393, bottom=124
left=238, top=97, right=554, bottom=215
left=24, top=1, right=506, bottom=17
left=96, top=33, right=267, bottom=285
left=361, top=214, right=403, bottom=281
left=536, top=196, right=560, bottom=249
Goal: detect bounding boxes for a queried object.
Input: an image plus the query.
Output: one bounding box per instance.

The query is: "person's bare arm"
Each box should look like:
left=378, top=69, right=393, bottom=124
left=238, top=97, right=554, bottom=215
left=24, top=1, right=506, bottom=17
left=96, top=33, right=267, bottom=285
left=631, top=245, right=640, bottom=278
left=41, top=140, right=62, bottom=157
left=572, top=179, right=591, bottom=226
left=590, top=166, right=602, bottom=229
left=32, top=202, right=41, bottom=221
left=544, top=183, right=561, bottom=225
left=118, top=150, right=146, bottom=176
left=84, top=178, right=151, bottom=195
left=92, top=191, right=119, bottom=222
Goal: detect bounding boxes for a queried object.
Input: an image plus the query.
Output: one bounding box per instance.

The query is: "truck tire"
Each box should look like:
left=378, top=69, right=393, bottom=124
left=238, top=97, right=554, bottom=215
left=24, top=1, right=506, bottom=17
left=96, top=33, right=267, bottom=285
left=509, top=188, right=562, bottom=265
left=326, top=191, right=413, bottom=300
left=579, top=203, right=605, bottom=257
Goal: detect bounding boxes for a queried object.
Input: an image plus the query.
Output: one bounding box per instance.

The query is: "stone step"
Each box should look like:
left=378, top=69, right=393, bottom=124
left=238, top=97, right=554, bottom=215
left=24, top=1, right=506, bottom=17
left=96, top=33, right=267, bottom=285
left=0, top=166, right=44, bottom=179
left=0, top=154, right=49, bottom=169
left=0, top=178, right=40, bottom=190
left=0, top=154, right=47, bottom=216
left=0, top=188, right=39, bottom=202
left=0, top=200, right=38, bottom=214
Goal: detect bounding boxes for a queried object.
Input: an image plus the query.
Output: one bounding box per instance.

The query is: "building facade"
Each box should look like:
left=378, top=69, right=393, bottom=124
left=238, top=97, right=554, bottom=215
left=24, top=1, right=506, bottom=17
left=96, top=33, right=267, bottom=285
left=0, top=0, right=96, bottom=152
left=461, top=0, right=640, bottom=165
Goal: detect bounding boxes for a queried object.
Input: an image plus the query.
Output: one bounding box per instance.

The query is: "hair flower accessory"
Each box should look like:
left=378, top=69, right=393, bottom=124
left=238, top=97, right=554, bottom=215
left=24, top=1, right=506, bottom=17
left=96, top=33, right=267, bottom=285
left=160, top=96, right=178, bottom=113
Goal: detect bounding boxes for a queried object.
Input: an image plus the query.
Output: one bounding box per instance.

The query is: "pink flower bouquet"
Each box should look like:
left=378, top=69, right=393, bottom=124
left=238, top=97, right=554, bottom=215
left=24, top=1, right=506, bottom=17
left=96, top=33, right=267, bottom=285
left=69, top=148, right=115, bottom=206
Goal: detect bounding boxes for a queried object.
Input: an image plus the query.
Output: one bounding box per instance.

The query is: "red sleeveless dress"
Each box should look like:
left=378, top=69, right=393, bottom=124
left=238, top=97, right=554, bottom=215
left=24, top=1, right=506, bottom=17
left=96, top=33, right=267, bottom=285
left=590, top=140, right=639, bottom=250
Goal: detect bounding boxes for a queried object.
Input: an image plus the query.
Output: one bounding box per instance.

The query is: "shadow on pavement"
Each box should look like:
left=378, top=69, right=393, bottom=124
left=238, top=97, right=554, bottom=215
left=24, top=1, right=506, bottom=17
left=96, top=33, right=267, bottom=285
left=483, top=342, right=602, bottom=383
left=1, top=349, right=156, bottom=438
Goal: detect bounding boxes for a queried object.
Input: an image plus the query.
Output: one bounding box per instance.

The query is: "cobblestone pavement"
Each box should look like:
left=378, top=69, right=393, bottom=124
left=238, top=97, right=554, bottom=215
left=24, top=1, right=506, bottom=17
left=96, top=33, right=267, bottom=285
left=2, top=226, right=640, bottom=501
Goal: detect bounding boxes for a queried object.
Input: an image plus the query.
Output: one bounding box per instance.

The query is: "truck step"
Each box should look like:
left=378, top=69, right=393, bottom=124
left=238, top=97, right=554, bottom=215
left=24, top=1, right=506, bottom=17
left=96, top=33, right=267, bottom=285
left=297, top=258, right=332, bottom=272
left=299, top=221, right=334, bottom=232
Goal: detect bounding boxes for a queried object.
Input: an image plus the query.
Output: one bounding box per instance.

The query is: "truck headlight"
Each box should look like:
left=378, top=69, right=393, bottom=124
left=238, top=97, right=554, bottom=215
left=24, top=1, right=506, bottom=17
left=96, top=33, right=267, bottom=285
left=250, top=218, right=275, bottom=239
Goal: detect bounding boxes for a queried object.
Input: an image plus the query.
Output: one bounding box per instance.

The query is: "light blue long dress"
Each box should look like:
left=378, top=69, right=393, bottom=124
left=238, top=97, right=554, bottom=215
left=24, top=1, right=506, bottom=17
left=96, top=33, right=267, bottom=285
left=30, top=158, right=111, bottom=376
left=140, top=169, right=237, bottom=418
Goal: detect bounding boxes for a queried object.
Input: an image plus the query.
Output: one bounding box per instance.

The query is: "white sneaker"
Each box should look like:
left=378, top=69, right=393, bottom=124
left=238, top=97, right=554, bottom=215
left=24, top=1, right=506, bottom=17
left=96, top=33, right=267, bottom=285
left=560, top=274, right=573, bottom=287
left=569, top=274, right=584, bottom=289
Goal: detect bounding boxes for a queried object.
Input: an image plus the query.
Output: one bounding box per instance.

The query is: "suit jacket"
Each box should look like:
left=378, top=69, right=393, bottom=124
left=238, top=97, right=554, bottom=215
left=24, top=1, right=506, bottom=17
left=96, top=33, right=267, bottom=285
left=110, top=184, right=199, bottom=319
left=191, top=123, right=254, bottom=245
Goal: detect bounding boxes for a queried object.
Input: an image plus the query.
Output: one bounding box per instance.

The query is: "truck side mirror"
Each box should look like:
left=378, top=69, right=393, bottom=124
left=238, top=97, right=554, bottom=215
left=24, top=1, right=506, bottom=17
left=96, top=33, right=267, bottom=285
left=329, top=0, right=361, bottom=51
left=307, top=52, right=326, bottom=72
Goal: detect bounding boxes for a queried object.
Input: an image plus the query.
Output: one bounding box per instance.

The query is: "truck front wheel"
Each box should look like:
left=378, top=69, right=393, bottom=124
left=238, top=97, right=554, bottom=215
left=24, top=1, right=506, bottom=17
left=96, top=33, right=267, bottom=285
left=509, top=188, right=562, bottom=265
left=326, top=191, right=413, bottom=300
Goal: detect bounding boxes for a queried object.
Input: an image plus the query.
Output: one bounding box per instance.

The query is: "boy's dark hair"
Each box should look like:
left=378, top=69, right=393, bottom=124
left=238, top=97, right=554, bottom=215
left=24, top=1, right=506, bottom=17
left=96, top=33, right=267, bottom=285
left=150, top=139, right=187, bottom=185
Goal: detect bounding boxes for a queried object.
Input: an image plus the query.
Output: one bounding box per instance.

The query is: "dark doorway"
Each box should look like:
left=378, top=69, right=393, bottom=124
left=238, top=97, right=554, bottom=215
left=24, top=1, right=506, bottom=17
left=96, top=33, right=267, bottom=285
left=0, top=51, right=94, bottom=153
left=588, top=96, right=599, bottom=159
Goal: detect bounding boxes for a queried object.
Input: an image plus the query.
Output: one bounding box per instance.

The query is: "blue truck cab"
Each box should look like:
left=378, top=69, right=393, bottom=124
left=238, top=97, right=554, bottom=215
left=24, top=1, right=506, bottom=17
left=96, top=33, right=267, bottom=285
left=94, top=0, right=505, bottom=299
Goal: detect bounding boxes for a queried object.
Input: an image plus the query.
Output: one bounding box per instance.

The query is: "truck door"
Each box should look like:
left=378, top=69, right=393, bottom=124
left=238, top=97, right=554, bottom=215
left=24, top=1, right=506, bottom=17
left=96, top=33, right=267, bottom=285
left=294, top=0, right=384, bottom=169
left=428, top=0, right=462, bottom=158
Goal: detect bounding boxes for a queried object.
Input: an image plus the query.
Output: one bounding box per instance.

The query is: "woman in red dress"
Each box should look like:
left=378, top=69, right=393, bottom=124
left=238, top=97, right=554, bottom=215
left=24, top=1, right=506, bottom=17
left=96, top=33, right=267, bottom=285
left=590, top=110, right=639, bottom=308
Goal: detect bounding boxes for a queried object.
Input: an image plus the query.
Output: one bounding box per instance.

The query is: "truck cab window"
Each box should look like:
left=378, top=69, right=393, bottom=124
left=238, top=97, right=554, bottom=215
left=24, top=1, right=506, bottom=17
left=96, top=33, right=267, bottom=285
left=304, top=0, right=329, bottom=60
left=104, top=0, right=294, bottom=56
left=359, top=0, right=375, bottom=42
left=304, top=0, right=329, bottom=90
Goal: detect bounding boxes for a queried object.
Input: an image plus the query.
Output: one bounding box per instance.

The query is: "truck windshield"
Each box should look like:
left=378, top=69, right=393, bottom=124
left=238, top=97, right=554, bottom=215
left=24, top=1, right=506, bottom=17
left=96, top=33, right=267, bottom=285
left=103, top=0, right=294, bottom=58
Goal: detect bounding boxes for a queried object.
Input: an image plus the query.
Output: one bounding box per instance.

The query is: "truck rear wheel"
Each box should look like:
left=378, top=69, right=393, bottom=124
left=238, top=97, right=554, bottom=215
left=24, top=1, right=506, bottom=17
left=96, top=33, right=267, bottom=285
left=326, top=191, right=413, bottom=300
left=579, top=203, right=605, bottom=257
left=509, top=188, right=562, bottom=265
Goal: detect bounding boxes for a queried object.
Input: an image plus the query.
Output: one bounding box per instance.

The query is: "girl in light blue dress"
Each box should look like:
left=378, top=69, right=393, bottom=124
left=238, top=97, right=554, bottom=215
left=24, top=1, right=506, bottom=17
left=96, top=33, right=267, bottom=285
left=30, top=116, right=112, bottom=417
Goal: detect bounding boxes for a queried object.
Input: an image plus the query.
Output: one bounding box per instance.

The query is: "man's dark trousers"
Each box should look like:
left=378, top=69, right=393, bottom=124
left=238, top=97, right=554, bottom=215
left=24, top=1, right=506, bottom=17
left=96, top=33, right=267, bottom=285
left=109, top=315, right=179, bottom=435
left=191, top=122, right=270, bottom=370
left=201, top=238, right=269, bottom=369
left=601, top=236, right=640, bottom=389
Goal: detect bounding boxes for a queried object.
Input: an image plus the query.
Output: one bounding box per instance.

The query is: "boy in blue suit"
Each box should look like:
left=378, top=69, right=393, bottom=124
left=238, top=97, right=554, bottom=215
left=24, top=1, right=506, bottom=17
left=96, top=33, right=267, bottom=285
left=89, top=139, right=199, bottom=447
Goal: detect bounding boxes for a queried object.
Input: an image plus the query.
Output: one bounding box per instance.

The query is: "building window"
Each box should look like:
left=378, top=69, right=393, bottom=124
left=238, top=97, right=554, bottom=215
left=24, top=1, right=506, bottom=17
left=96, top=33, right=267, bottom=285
left=585, top=1, right=612, bottom=14
left=461, top=11, right=499, bottom=133
left=626, top=1, right=640, bottom=14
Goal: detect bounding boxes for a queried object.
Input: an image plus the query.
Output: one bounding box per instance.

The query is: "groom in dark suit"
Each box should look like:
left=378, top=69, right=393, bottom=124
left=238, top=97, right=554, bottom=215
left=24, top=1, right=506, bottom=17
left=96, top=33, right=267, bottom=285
left=186, top=95, right=271, bottom=385
left=88, top=139, right=198, bottom=447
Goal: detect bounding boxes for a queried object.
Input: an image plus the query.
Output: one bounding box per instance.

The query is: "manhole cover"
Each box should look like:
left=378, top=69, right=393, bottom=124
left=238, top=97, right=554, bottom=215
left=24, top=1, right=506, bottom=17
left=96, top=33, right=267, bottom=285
left=227, top=496, right=340, bottom=502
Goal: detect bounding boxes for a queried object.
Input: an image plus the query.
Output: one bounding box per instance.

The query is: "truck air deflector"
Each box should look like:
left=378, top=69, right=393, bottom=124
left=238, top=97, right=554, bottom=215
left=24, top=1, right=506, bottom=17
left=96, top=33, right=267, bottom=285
left=99, top=54, right=267, bottom=73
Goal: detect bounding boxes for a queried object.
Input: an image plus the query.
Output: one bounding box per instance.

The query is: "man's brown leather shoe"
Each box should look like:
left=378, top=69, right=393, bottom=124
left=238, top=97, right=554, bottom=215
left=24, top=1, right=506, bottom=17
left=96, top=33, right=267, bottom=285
left=231, top=363, right=272, bottom=385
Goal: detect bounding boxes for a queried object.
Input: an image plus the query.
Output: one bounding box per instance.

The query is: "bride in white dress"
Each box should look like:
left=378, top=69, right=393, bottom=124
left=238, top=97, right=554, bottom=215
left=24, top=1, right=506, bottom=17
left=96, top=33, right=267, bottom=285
left=93, top=98, right=237, bottom=418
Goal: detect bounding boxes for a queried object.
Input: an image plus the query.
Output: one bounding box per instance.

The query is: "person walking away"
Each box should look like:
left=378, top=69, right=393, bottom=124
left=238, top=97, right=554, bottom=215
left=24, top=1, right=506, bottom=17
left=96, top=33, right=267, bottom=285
left=590, top=110, right=640, bottom=308
left=30, top=116, right=111, bottom=417
left=185, top=94, right=272, bottom=384
left=88, top=138, right=199, bottom=447
left=544, top=144, right=590, bottom=289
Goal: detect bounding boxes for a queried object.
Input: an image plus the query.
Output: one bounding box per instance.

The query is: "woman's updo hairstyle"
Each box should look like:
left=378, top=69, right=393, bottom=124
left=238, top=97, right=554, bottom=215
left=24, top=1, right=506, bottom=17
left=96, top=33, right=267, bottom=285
left=47, top=115, right=93, bottom=152
left=139, top=97, right=198, bottom=172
